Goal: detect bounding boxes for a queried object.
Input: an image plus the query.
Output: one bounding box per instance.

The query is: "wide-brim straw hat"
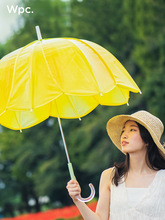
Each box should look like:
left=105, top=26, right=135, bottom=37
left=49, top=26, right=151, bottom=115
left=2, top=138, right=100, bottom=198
left=106, top=110, right=165, bottom=158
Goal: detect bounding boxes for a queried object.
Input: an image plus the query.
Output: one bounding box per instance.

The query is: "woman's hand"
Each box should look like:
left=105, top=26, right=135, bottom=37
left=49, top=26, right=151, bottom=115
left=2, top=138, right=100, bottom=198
left=66, top=179, right=81, bottom=202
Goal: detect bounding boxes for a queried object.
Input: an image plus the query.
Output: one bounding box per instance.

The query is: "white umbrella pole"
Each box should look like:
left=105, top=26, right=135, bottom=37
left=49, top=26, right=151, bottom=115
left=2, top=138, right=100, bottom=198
left=57, top=117, right=95, bottom=202
left=57, top=117, right=75, bottom=180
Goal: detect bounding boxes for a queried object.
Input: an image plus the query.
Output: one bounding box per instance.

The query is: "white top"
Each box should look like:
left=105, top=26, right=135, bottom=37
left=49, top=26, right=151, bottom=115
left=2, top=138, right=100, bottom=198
left=126, top=188, right=147, bottom=207
left=109, top=169, right=165, bottom=220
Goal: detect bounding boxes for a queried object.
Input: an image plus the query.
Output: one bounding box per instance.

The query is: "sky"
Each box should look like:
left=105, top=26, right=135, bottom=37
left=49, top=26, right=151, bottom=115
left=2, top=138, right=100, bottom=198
left=0, top=0, right=72, bottom=43
left=0, top=0, right=20, bottom=43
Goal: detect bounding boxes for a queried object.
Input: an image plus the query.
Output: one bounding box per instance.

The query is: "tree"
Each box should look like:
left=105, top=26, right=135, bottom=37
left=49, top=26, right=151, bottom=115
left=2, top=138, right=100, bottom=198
left=130, top=0, right=165, bottom=123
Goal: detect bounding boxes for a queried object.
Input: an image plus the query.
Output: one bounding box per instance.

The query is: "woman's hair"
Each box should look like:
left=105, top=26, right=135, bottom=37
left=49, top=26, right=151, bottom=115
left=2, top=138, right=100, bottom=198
left=112, top=122, right=165, bottom=186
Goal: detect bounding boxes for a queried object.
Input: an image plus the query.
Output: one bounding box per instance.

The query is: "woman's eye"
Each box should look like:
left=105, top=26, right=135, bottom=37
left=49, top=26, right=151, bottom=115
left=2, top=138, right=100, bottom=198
left=130, top=129, right=136, bottom=131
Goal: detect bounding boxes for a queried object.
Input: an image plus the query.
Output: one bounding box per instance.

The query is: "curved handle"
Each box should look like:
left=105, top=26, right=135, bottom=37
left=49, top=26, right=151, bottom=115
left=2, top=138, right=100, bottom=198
left=68, top=163, right=95, bottom=203
left=76, top=183, right=95, bottom=202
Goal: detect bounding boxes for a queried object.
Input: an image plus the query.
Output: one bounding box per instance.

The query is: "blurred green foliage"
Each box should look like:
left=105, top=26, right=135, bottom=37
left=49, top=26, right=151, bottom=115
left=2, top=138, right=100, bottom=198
left=0, top=0, right=165, bottom=217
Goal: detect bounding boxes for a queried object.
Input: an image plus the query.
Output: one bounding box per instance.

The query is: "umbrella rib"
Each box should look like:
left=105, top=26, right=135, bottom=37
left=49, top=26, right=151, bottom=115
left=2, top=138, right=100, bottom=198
left=67, top=39, right=102, bottom=95
left=76, top=39, right=117, bottom=83
left=117, top=86, right=129, bottom=104
left=29, top=42, right=36, bottom=110
left=110, top=62, right=140, bottom=92
left=38, top=40, right=64, bottom=93
left=73, top=39, right=140, bottom=96
left=69, top=39, right=117, bottom=92
left=13, top=111, right=22, bottom=130
left=67, top=95, right=81, bottom=119
left=6, top=47, right=25, bottom=108
left=18, top=111, right=22, bottom=130
left=79, top=40, right=140, bottom=93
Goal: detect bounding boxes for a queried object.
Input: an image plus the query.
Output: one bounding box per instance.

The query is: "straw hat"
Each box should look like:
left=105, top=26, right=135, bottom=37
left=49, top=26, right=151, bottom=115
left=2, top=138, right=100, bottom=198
left=106, top=110, right=165, bottom=158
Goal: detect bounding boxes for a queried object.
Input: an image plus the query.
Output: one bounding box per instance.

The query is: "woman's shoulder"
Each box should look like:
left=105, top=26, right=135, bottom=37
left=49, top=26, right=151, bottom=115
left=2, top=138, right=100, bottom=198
left=99, top=167, right=115, bottom=191
left=101, top=167, right=115, bottom=181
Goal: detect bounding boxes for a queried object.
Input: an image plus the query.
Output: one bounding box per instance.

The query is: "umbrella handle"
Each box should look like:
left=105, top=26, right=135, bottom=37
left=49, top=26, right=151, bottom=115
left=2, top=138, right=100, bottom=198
left=68, top=163, right=95, bottom=203
left=76, top=183, right=95, bottom=202
left=57, top=117, right=95, bottom=203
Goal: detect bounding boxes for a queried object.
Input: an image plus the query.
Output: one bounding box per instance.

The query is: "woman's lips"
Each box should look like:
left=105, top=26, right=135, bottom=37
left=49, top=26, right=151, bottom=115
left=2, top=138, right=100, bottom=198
left=121, top=141, right=129, bottom=146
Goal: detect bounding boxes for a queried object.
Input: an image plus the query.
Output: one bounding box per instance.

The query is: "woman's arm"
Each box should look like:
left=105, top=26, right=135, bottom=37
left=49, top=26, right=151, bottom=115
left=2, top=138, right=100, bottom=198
left=66, top=168, right=113, bottom=220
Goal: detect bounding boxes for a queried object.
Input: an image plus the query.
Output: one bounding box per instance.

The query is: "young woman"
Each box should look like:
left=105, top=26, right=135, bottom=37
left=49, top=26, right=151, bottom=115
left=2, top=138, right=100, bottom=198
left=66, top=110, right=165, bottom=220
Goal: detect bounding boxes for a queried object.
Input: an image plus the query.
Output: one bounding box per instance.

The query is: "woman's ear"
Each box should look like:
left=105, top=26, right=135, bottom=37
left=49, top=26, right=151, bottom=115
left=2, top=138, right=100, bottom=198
left=145, top=142, right=149, bottom=147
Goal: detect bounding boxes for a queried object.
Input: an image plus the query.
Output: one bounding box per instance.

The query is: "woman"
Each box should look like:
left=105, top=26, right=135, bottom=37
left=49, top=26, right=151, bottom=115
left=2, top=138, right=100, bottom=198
left=66, top=110, right=165, bottom=220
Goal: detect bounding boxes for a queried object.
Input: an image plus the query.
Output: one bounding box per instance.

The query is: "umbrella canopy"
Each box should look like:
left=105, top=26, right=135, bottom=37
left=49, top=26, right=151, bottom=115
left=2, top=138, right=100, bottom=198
left=0, top=37, right=140, bottom=130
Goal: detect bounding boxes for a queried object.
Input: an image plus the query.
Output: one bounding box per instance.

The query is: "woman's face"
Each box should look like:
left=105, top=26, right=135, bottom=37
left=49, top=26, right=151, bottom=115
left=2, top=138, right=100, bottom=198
left=120, top=120, right=148, bottom=154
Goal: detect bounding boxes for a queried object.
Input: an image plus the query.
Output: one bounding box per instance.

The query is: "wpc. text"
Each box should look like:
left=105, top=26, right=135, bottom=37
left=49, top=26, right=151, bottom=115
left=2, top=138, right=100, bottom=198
left=7, top=5, right=34, bottom=15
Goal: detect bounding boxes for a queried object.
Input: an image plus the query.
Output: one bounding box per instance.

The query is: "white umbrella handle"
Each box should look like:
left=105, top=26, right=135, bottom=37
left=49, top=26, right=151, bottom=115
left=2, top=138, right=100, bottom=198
left=76, top=183, right=95, bottom=202
left=68, top=163, right=95, bottom=202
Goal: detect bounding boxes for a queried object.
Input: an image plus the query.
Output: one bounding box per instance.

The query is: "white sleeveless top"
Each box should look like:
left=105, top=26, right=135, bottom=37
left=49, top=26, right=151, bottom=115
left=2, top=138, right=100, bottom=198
left=126, top=188, right=147, bottom=207
left=110, top=169, right=165, bottom=220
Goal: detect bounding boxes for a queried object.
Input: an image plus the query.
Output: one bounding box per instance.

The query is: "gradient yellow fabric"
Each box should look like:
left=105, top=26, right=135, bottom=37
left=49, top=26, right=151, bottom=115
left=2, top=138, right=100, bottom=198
left=0, top=38, right=140, bottom=130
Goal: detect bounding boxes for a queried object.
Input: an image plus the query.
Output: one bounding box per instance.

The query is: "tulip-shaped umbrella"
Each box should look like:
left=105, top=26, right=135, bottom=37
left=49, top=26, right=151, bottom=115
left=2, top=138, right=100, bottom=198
left=0, top=26, right=141, bottom=202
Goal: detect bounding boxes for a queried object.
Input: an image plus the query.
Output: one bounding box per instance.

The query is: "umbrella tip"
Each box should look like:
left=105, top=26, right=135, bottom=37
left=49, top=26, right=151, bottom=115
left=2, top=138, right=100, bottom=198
left=79, top=118, right=82, bottom=121
left=30, top=108, right=33, bottom=112
left=35, top=26, right=42, bottom=40
left=139, top=90, right=142, bottom=94
left=100, top=92, right=103, bottom=96
left=127, top=102, right=129, bottom=106
left=20, top=130, right=22, bottom=133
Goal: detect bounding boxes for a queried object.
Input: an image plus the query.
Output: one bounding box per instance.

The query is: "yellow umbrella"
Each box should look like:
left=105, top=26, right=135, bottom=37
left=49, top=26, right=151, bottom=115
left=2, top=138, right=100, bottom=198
left=0, top=26, right=141, bottom=202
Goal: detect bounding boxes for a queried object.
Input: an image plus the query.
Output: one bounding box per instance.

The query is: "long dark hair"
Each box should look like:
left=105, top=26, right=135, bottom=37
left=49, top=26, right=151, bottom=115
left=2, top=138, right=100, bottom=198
left=112, top=122, right=165, bottom=186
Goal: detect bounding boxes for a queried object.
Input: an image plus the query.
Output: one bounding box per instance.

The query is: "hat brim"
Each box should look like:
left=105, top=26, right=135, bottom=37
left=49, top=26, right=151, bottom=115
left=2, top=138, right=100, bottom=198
left=106, top=114, right=165, bottom=158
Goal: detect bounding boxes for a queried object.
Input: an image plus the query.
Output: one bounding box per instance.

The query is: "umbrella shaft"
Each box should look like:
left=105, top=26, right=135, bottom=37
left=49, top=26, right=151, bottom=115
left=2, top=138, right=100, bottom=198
left=57, top=117, right=71, bottom=164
